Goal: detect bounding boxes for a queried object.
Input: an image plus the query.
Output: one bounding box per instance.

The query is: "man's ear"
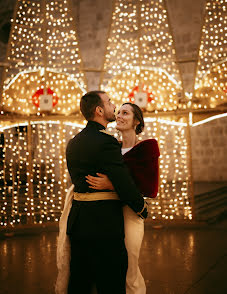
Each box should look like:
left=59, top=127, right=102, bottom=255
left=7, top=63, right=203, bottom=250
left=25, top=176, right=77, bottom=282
left=95, top=106, right=104, bottom=117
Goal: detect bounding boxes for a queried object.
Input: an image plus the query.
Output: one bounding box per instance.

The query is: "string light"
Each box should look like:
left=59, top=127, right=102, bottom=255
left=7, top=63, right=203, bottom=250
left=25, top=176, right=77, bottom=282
left=1, top=110, right=225, bottom=225
left=108, top=118, right=192, bottom=220
left=1, top=0, right=226, bottom=226
left=98, top=0, right=194, bottom=219
left=0, top=0, right=87, bottom=226
left=0, top=118, right=193, bottom=225
left=100, top=0, right=184, bottom=112
left=194, top=0, right=227, bottom=109
left=0, top=121, right=80, bottom=225
left=1, top=0, right=86, bottom=115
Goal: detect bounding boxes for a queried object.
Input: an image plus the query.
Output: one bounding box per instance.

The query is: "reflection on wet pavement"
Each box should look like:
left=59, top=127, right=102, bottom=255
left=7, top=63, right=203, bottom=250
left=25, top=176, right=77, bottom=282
left=0, top=233, right=58, bottom=294
left=0, top=223, right=227, bottom=294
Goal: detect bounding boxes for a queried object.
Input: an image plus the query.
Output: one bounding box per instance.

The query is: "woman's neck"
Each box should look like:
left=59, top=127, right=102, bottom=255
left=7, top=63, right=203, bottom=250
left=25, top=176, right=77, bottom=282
left=121, top=130, right=137, bottom=148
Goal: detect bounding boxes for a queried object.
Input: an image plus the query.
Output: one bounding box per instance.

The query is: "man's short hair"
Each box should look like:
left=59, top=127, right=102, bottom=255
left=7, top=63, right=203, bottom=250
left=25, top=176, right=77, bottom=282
left=80, top=91, right=106, bottom=120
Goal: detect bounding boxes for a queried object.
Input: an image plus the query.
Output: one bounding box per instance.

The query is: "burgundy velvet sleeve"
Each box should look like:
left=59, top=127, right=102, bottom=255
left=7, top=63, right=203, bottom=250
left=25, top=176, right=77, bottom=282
left=123, top=139, right=160, bottom=198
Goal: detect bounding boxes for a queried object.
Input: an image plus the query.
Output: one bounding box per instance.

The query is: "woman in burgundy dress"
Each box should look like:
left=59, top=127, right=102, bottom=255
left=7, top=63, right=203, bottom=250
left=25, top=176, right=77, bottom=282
left=86, top=103, right=160, bottom=294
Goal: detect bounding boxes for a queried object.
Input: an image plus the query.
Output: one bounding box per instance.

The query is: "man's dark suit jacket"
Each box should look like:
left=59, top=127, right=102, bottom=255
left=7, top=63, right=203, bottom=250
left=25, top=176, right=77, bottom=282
left=66, top=120, right=146, bottom=240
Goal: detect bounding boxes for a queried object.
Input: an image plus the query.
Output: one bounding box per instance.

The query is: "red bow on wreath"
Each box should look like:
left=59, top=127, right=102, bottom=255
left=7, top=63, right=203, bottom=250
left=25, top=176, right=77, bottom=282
left=128, top=84, right=156, bottom=103
left=32, top=88, right=59, bottom=108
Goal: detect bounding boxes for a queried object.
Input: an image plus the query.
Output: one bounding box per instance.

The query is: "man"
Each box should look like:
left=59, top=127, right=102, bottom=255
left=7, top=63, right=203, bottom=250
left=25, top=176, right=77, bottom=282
left=66, top=91, right=147, bottom=294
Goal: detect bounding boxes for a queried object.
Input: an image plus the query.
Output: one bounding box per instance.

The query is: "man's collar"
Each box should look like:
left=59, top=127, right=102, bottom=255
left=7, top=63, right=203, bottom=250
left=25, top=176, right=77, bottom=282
left=87, top=120, right=106, bottom=130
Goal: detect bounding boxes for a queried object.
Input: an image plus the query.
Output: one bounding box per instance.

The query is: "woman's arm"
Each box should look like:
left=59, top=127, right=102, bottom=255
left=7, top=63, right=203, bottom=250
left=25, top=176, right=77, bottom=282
left=86, top=173, right=114, bottom=191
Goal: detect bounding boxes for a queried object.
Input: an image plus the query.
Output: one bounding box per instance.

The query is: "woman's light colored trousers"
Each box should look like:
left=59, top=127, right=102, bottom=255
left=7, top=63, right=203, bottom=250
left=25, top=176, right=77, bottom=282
left=55, top=185, right=146, bottom=294
left=123, top=205, right=146, bottom=294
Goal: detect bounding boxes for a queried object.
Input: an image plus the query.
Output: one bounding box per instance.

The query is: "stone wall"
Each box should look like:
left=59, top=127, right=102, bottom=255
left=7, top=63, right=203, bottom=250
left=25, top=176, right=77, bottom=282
left=191, top=116, right=227, bottom=181
left=166, top=0, right=206, bottom=93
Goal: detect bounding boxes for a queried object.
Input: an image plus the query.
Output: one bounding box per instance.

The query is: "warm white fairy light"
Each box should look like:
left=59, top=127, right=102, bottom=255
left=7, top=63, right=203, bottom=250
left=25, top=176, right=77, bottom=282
left=62, top=127, right=68, bottom=195
left=0, top=125, right=28, bottom=225
left=0, top=132, right=7, bottom=226
left=98, top=0, right=194, bottom=220
left=14, top=126, right=22, bottom=223
left=2, top=0, right=225, bottom=225
left=1, top=0, right=86, bottom=114
left=0, top=0, right=87, bottom=225
left=4, top=111, right=225, bottom=225
left=101, top=0, right=184, bottom=111
left=32, top=123, right=41, bottom=222
left=2, top=111, right=226, bottom=225
left=107, top=118, right=192, bottom=220
left=194, top=0, right=227, bottom=109
left=0, top=121, right=83, bottom=226
left=57, top=123, right=64, bottom=211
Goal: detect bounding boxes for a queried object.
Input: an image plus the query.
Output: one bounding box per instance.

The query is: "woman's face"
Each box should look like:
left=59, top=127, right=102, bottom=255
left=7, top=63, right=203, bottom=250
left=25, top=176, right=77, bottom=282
left=116, top=104, right=137, bottom=132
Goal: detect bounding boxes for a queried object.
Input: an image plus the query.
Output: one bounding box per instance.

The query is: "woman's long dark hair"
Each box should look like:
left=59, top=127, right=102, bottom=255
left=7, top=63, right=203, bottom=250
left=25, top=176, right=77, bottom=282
left=122, top=103, right=144, bottom=134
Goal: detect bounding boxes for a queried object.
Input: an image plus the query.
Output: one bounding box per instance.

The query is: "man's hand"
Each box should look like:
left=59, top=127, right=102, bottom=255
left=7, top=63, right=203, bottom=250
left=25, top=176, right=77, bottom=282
left=86, top=173, right=114, bottom=191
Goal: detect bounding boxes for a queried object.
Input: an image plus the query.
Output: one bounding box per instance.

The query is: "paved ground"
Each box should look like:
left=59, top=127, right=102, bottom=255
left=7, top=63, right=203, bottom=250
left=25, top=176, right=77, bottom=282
left=0, top=220, right=227, bottom=294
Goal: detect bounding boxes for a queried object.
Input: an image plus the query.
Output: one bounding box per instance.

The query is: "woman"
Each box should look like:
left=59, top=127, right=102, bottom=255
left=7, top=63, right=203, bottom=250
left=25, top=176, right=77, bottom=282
left=86, top=103, right=160, bottom=294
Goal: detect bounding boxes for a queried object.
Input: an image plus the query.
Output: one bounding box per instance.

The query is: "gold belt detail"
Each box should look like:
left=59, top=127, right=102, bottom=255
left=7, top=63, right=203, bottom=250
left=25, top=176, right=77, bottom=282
left=73, top=191, right=119, bottom=201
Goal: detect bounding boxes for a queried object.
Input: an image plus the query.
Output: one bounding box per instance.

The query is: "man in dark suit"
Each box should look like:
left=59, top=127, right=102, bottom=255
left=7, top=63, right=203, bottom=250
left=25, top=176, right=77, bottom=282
left=66, top=91, right=147, bottom=294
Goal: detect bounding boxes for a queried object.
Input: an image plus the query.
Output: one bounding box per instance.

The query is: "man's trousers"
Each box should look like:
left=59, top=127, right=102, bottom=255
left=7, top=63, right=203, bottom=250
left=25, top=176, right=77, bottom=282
left=67, top=236, right=128, bottom=294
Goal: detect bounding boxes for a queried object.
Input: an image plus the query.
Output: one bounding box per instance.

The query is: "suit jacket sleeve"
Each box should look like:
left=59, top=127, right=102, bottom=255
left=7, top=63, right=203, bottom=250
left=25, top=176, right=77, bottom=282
left=99, top=135, right=145, bottom=214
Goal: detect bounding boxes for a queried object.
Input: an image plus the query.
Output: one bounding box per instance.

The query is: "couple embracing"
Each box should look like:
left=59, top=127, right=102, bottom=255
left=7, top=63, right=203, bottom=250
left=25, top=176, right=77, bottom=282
left=56, top=91, right=160, bottom=294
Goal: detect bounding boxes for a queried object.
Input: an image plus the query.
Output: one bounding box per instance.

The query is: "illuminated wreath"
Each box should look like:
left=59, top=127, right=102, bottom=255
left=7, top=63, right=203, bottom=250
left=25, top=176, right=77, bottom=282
left=32, top=88, right=59, bottom=108
left=128, top=84, right=156, bottom=103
